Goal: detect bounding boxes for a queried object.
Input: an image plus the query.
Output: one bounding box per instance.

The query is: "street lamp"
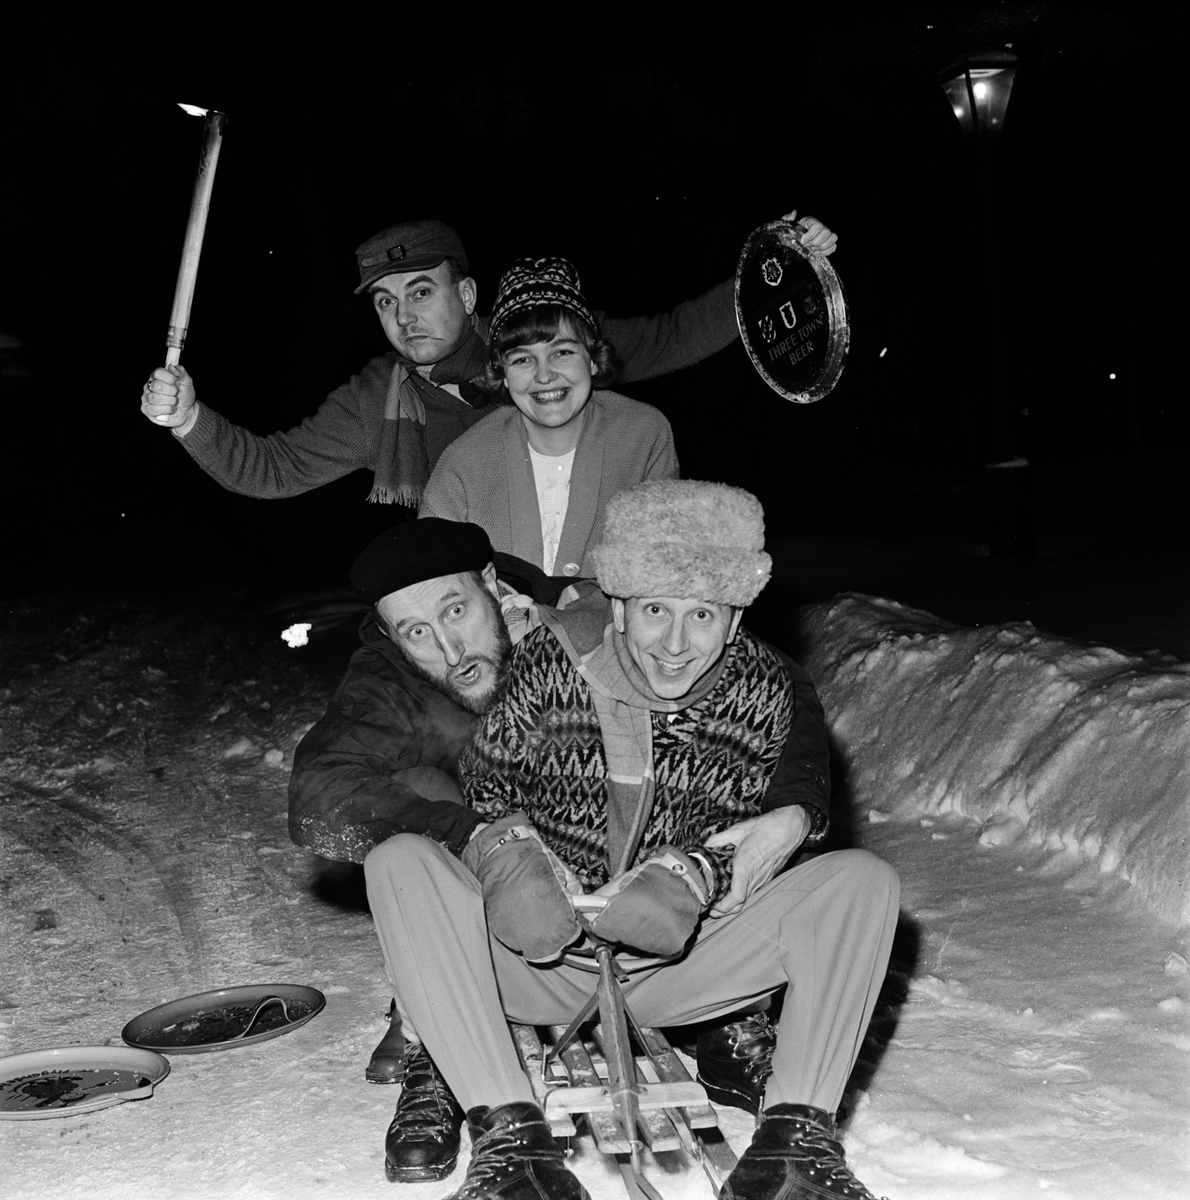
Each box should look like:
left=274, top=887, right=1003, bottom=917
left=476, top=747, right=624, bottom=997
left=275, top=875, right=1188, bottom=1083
left=938, top=48, right=1031, bottom=555
left=939, top=50, right=1018, bottom=136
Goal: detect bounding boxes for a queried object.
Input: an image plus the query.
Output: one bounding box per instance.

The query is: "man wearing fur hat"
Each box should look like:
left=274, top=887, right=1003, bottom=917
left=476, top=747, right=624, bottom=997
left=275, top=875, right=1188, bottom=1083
left=362, top=480, right=899, bottom=1200
left=290, top=516, right=794, bottom=1185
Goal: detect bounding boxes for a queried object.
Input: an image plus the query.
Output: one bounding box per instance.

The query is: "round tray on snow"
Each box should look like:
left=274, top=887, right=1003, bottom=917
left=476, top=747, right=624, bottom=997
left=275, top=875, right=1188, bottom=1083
left=121, top=983, right=325, bottom=1055
left=0, top=1045, right=171, bottom=1120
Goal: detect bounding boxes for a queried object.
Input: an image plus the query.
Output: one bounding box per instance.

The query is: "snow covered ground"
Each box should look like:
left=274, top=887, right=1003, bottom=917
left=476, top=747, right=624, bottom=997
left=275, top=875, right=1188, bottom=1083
left=1, top=582, right=1187, bottom=1199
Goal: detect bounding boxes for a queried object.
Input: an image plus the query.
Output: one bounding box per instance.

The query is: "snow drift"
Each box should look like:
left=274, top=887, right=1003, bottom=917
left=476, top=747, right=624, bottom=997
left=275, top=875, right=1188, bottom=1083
left=797, top=594, right=1190, bottom=926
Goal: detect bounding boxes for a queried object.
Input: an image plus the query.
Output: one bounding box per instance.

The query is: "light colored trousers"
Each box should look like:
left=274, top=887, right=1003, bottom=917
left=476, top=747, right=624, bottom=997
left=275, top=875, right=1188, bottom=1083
left=364, top=835, right=899, bottom=1115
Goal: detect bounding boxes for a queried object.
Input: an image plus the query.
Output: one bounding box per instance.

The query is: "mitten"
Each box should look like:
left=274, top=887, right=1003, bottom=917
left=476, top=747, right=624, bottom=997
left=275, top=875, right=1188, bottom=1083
left=462, top=813, right=581, bottom=962
left=589, top=847, right=711, bottom=956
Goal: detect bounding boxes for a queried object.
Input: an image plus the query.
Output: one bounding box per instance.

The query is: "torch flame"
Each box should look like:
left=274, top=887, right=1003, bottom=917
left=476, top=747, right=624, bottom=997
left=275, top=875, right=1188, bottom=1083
left=178, top=103, right=209, bottom=117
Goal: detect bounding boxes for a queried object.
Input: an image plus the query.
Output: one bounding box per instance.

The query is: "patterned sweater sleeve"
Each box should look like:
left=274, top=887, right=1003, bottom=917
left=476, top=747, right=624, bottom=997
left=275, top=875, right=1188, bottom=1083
left=458, top=636, right=547, bottom=819
left=692, top=847, right=737, bottom=906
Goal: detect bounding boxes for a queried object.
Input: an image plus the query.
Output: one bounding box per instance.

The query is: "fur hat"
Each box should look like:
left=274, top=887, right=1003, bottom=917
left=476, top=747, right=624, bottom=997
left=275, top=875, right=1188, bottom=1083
left=592, top=480, right=772, bottom=607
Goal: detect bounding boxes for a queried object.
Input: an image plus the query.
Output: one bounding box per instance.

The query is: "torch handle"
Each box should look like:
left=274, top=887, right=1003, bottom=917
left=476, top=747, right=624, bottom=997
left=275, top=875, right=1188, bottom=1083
left=165, top=109, right=227, bottom=366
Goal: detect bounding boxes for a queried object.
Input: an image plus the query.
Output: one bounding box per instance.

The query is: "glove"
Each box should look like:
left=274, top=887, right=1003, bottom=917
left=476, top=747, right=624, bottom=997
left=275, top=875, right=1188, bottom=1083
left=589, top=847, right=711, bottom=956
left=462, top=814, right=582, bottom=962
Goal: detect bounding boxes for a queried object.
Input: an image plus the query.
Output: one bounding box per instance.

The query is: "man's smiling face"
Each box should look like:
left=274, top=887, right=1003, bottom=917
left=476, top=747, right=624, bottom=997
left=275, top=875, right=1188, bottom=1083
left=613, top=596, right=742, bottom=701
left=369, top=262, right=477, bottom=365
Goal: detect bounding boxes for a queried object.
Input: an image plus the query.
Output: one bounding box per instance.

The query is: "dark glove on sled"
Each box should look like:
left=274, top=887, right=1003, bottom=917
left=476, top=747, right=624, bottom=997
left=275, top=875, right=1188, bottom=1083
left=589, top=847, right=711, bottom=956
left=462, top=813, right=581, bottom=963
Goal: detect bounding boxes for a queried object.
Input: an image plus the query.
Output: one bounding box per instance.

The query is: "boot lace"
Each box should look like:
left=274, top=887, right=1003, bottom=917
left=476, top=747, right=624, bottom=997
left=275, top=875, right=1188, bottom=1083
left=778, top=1116, right=882, bottom=1200
left=730, top=1013, right=776, bottom=1084
left=390, top=1046, right=460, bottom=1140
left=453, top=1122, right=558, bottom=1198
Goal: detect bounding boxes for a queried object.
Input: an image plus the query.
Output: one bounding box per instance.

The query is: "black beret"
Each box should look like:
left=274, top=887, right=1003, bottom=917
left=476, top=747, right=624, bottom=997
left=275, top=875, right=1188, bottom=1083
left=350, top=519, right=493, bottom=604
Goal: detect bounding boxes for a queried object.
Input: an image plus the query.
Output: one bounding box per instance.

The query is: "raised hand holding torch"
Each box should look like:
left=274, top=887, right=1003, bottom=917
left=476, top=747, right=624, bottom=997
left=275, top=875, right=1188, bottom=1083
left=142, top=104, right=227, bottom=433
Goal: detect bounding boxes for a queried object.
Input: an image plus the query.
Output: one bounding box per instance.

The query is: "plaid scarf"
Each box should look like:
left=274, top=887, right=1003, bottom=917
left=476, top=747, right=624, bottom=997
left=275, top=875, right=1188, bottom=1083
left=540, top=606, right=727, bottom=875
left=367, top=327, right=491, bottom=507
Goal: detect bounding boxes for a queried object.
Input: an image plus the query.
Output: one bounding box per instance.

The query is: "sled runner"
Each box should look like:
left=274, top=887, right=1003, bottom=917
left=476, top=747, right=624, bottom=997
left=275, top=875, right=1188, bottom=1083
left=509, top=897, right=737, bottom=1200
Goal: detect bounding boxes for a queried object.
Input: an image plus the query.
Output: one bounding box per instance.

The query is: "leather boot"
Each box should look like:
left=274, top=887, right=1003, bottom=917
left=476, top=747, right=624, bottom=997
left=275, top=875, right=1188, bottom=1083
left=719, top=1104, right=885, bottom=1200
left=446, top=1101, right=589, bottom=1200
left=384, top=1042, right=466, bottom=1182
left=695, top=1011, right=776, bottom=1116
left=366, top=998, right=406, bottom=1084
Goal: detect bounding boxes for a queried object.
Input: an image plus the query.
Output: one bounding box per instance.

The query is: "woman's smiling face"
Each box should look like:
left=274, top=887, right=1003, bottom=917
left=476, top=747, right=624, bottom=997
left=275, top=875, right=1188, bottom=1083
left=500, top=320, right=595, bottom=440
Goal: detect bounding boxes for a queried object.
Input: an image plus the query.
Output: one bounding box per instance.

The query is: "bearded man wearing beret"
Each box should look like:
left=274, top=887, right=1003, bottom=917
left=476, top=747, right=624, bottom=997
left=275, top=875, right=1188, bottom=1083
left=362, top=480, right=899, bottom=1200
left=139, top=215, right=836, bottom=510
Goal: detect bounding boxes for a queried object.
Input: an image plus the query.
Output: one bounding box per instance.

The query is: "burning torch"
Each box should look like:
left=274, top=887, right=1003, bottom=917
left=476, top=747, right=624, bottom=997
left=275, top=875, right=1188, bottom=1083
left=166, top=103, right=227, bottom=367
left=148, top=103, right=227, bottom=423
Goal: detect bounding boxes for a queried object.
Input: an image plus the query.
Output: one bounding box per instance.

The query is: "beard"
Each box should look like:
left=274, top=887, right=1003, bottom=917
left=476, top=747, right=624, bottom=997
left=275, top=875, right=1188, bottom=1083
left=393, top=587, right=513, bottom=714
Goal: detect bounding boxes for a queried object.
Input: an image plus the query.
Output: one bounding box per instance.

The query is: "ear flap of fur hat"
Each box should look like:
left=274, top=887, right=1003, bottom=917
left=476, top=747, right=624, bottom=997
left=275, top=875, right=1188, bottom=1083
left=591, top=480, right=772, bottom=607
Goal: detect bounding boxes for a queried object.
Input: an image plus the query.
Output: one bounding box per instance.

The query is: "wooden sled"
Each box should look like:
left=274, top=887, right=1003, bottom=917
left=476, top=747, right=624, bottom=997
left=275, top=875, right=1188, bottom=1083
left=509, top=899, right=737, bottom=1200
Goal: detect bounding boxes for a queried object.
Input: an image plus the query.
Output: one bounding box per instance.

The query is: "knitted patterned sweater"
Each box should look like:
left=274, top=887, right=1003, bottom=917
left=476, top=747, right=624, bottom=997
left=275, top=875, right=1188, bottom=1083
left=459, top=624, right=831, bottom=904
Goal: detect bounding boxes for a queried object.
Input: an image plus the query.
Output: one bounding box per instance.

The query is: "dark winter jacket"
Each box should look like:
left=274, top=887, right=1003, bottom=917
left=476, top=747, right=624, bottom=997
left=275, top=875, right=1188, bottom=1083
left=178, top=283, right=737, bottom=500
left=459, top=625, right=832, bottom=904
left=288, top=554, right=568, bottom=863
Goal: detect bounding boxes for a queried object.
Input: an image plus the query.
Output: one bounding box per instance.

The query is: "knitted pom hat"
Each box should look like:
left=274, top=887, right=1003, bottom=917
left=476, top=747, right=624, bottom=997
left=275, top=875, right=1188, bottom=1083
left=488, top=257, right=599, bottom=343
left=592, top=480, right=772, bottom=608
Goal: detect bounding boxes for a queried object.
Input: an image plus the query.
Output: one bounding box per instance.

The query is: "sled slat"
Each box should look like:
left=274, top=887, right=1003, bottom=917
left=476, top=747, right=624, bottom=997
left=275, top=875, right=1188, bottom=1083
left=591, top=1023, right=683, bottom=1153
left=634, top=1026, right=719, bottom=1129
left=511, top=1023, right=576, bottom=1137
left=549, top=1026, right=634, bottom=1154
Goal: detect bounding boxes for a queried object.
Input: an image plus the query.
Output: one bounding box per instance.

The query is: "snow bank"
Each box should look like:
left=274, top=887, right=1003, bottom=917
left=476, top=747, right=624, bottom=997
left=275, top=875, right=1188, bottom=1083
left=798, top=594, right=1190, bottom=926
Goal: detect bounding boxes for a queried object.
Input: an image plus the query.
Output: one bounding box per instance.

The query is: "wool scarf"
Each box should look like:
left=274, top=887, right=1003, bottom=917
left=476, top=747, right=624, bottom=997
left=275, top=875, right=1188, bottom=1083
left=540, top=606, right=727, bottom=875
left=367, top=327, right=491, bottom=507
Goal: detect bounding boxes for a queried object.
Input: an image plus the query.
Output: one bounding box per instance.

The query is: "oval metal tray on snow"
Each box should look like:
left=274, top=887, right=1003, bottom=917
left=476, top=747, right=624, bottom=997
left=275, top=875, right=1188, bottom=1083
left=121, top=983, right=325, bottom=1054
left=0, top=1045, right=171, bottom=1120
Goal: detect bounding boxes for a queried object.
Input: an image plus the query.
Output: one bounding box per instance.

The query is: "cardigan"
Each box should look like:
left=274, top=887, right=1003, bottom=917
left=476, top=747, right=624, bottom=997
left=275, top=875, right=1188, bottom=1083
left=417, top=391, right=678, bottom=578
left=177, top=281, right=735, bottom=502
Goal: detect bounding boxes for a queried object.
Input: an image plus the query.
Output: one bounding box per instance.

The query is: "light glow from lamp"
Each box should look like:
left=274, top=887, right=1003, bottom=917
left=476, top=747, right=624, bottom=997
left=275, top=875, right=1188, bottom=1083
left=940, top=51, right=1018, bottom=135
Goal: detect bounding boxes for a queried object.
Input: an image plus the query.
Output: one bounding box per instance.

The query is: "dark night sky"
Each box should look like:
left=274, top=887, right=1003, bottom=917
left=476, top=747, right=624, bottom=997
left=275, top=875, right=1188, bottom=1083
left=1, top=5, right=1183, bottom=588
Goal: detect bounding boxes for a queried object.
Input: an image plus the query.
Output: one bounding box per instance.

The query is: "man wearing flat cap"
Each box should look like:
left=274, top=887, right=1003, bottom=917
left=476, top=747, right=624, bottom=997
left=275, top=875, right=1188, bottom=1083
left=140, top=214, right=836, bottom=509
left=362, top=480, right=899, bottom=1200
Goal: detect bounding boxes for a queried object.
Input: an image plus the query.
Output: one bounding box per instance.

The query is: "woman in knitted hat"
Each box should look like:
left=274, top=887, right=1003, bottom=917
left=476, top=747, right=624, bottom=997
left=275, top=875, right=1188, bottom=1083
left=418, top=257, right=678, bottom=580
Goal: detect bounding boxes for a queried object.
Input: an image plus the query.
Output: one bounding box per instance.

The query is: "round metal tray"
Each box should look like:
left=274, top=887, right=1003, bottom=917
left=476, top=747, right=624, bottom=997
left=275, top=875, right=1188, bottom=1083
left=0, top=1045, right=171, bottom=1120
left=121, top=983, right=325, bottom=1054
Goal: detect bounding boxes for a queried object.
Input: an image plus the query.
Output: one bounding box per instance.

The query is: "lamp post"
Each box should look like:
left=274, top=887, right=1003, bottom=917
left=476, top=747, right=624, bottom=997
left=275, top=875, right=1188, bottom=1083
left=939, top=50, right=1018, bottom=136
left=939, top=49, right=1033, bottom=556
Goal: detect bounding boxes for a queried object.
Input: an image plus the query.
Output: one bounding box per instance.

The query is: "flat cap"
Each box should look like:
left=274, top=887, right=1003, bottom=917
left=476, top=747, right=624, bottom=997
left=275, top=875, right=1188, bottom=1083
left=350, top=519, right=492, bottom=604
left=354, top=220, right=468, bottom=293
